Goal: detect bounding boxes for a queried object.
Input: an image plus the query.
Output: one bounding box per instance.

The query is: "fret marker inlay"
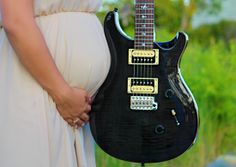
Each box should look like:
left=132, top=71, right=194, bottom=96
left=142, top=15, right=147, bottom=19
left=141, top=4, right=148, bottom=10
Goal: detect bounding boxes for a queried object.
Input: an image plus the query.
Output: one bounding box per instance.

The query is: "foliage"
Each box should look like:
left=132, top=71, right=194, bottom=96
left=193, top=0, right=222, bottom=14
left=98, top=0, right=222, bottom=31
left=189, top=20, right=236, bottom=46
left=95, top=30, right=236, bottom=166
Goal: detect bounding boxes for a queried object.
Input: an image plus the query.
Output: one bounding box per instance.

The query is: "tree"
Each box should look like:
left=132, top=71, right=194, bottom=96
left=99, top=0, right=221, bottom=32
left=180, top=0, right=222, bottom=30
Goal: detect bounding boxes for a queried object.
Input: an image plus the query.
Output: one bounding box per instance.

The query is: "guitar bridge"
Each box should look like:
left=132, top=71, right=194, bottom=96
left=130, top=96, right=158, bottom=111
left=128, top=49, right=159, bottom=65
left=127, top=77, right=158, bottom=94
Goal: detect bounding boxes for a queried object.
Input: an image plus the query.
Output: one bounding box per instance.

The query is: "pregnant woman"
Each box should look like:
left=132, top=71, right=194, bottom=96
left=0, top=0, right=110, bottom=167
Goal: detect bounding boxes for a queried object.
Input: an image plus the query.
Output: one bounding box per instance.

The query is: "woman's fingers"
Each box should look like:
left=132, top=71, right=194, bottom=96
left=74, top=118, right=85, bottom=127
left=86, top=104, right=91, bottom=113
left=87, top=96, right=93, bottom=105
left=54, top=88, right=93, bottom=128
left=67, top=112, right=89, bottom=129
left=80, top=113, right=90, bottom=122
left=66, top=118, right=76, bottom=127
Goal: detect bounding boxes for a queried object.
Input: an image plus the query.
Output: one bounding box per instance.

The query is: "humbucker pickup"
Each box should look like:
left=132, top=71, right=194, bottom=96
left=128, top=49, right=159, bottom=65
left=130, top=96, right=158, bottom=111
left=127, top=77, right=158, bottom=94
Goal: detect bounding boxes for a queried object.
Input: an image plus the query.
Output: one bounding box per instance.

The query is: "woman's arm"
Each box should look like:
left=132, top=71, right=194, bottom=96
left=0, top=0, right=68, bottom=97
left=0, top=0, right=91, bottom=127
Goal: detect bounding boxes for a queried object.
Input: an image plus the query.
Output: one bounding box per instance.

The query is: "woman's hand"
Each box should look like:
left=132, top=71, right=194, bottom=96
left=52, top=86, right=92, bottom=128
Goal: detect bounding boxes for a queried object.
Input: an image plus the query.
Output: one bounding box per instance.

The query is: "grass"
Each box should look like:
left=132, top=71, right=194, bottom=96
left=94, top=29, right=236, bottom=167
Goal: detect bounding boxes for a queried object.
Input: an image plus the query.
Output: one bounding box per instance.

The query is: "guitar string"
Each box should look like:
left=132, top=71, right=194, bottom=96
left=135, top=0, right=139, bottom=98
left=150, top=0, right=154, bottom=99
left=136, top=0, right=139, bottom=98
left=143, top=1, right=146, bottom=100
left=137, top=1, right=144, bottom=99
left=134, top=1, right=138, bottom=96
left=143, top=0, right=147, bottom=99
left=136, top=1, right=142, bottom=96
left=145, top=1, right=149, bottom=100
left=152, top=0, right=155, bottom=100
left=146, top=2, right=149, bottom=99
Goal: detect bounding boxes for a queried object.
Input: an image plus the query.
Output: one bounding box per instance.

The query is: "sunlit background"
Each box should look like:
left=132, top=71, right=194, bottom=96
left=95, top=0, right=236, bottom=166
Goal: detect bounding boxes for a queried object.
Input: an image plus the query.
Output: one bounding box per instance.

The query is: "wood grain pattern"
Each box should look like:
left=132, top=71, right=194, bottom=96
left=90, top=10, right=199, bottom=163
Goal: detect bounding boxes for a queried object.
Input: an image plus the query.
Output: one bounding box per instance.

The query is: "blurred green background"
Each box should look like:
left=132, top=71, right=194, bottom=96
left=95, top=0, right=236, bottom=166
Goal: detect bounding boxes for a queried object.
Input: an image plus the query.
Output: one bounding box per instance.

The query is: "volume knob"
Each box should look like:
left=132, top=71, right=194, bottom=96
left=165, top=89, right=174, bottom=98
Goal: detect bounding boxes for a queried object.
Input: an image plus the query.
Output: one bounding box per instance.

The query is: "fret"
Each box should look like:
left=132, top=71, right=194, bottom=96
left=136, top=13, right=154, bottom=16
left=135, top=6, right=154, bottom=10
left=135, top=31, right=153, bottom=35
left=135, top=42, right=153, bottom=46
left=136, top=17, right=154, bottom=20
left=135, top=41, right=154, bottom=45
left=135, top=34, right=153, bottom=37
left=136, top=14, right=154, bottom=17
left=135, top=34, right=154, bottom=37
left=134, top=45, right=153, bottom=48
left=136, top=27, right=154, bottom=30
left=135, top=16, right=154, bottom=22
left=136, top=24, right=154, bottom=29
left=136, top=3, right=154, bottom=6
left=136, top=26, right=154, bottom=29
left=136, top=0, right=154, bottom=4
left=136, top=19, right=154, bottom=22
left=136, top=32, right=154, bottom=35
left=136, top=11, right=154, bottom=14
left=135, top=35, right=154, bottom=37
left=135, top=40, right=154, bottom=43
left=135, top=36, right=154, bottom=39
left=136, top=22, right=154, bottom=25
left=135, top=27, right=154, bottom=30
left=135, top=39, right=154, bottom=42
left=135, top=0, right=154, bottom=4
left=136, top=23, right=154, bottom=26
left=135, top=21, right=154, bottom=24
left=135, top=5, right=154, bottom=10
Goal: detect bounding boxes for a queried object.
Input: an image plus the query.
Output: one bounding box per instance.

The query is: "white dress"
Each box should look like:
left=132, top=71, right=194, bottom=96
left=0, top=0, right=110, bottom=167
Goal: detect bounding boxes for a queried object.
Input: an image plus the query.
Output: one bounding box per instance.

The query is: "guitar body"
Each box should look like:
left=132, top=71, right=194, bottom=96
left=90, top=10, right=199, bottom=163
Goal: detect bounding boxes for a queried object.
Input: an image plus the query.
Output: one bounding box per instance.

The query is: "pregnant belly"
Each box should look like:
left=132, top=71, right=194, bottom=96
left=35, top=12, right=111, bottom=95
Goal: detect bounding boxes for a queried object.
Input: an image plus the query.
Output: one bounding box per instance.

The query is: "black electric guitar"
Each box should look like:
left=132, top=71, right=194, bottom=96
left=90, top=0, right=199, bottom=163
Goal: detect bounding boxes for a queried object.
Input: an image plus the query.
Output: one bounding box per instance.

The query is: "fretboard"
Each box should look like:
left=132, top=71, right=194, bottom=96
left=134, top=0, right=154, bottom=50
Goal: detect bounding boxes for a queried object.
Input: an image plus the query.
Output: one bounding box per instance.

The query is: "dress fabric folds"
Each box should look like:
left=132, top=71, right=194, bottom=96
left=0, top=0, right=110, bottom=167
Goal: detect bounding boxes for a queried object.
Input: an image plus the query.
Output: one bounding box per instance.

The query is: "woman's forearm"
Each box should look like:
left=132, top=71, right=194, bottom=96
left=1, top=0, right=70, bottom=102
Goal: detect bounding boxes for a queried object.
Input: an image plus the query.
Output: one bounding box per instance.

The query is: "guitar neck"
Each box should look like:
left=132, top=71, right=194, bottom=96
left=134, top=0, right=155, bottom=50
